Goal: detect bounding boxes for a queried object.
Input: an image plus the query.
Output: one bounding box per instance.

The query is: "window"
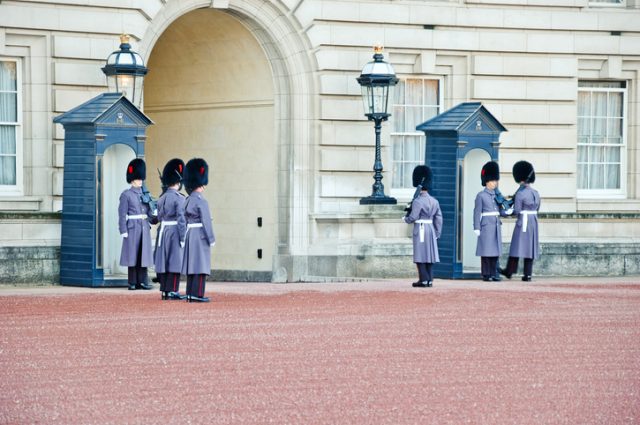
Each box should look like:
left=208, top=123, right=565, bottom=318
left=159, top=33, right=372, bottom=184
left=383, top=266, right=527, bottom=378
left=390, top=78, right=441, bottom=195
left=589, top=0, right=624, bottom=5
left=0, top=60, right=20, bottom=192
left=577, top=81, right=626, bottom=197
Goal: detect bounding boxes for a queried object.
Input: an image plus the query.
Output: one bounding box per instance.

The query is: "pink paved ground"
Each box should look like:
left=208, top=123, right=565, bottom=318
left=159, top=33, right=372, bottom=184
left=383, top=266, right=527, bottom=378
left=1, top=278, right=639, bottom=424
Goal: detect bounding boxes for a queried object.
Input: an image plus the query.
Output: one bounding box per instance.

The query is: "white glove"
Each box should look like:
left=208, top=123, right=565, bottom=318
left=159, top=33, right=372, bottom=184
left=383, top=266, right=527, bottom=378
left=401, top=216, right=407, bottom=223
left=180, top=241, right=185, bottom=248
left=474, top=229, right=480, bottom=236
left=505, top=208, right=514, bottom=215
left=121, top=233, right=128, bottom=238
left=210, top=242, right=216, bottom=247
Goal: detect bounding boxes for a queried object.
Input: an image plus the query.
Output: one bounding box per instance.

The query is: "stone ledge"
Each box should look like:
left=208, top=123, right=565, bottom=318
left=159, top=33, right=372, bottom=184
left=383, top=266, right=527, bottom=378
left=0, top=197, right=43, bottom=212
left=0, top=211, right=62, bottom=220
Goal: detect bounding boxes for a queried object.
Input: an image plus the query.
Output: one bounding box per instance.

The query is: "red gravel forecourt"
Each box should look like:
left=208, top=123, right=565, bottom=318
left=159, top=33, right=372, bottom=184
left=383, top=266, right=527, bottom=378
left=1, top=277, right=639, bottom=424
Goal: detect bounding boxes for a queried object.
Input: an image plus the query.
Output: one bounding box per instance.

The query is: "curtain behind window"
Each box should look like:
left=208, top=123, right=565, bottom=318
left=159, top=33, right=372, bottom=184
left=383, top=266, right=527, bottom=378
left=0, top=61, right=18, bottom=186
left=577, top=81, right=625, bottom=192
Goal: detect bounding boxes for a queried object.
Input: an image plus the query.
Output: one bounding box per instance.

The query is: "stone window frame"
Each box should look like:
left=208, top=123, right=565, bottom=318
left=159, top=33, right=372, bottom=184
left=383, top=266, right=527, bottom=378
left=389, top=76, right=443, bottom=200
left=0, top=57, right=22, bottom=196
left=577, top=81, right=628, bottom=200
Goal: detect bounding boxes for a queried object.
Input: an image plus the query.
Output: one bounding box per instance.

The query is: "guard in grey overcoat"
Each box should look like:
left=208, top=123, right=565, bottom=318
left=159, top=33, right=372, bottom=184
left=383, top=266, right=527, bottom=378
left=500, top=161, right=540, bottom=281
left=119, top=158, right=155, bottom=290
left=154, top=158, right=187, bottom=300
left=474, top=161, right=511, bottom=281
left=403, top=165, right=443, bottom=288
left=182, top=158, right=216, bottom=302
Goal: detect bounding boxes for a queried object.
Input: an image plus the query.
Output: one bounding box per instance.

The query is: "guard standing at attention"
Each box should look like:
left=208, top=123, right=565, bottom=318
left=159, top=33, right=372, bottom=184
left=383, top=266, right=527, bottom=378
left=154, top=158, right=187, bottom=300
left=473, top=161, right=512, bottom=281
left=182, top=158, right=216, bottom=302
left=118, top=158, right=156, bottom=290
left=403, top=165, right=443, bottom=288
left=500, top=160, right=540, bottom=282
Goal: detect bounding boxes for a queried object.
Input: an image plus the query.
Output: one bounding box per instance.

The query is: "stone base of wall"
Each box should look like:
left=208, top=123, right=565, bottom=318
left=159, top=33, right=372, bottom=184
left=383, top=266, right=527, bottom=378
left=0, top=246, right=60, bottom=285
left=1, top=242, right=638, bottom=285
left=277, top=242, right=640, bottom=282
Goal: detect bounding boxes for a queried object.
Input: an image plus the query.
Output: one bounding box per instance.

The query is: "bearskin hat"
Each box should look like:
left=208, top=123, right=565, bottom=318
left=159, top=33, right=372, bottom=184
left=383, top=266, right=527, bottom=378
left=412, top=165, right=432, bottom=190
left=126, top=158, right=146, bottom=183
left=481, top=161, right=500, bottom=186
left=161, top=158, right=184, bottom=187
left=184, top=158, right=209, bottom=191
left=512, top=160, right=535, bottom=184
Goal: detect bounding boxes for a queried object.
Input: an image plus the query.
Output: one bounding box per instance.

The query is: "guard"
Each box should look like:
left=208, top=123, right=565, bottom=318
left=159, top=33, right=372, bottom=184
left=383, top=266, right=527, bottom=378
left=403, top=165, right=443, bottom=288
left=118, top=158, right=155, bottom=290
left=473, top=161, right=511, bottom=281
left=182, top=158, right=216, bottom=302
left=155, top=158, right=187, bottom=300
left=500, top=161, right=540, bottom=281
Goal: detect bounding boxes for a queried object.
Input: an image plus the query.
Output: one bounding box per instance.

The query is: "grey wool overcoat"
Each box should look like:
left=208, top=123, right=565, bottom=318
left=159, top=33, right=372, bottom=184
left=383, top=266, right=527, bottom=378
left=118, top=186, right=155, bottom=267
left=473, top=188, right=506, bottom=257
left=154, top=188, right=187, bottom=274
left=181, top=192, right=216, bottom=275
left=508, top=185, right=541, bottom=260
left=404, top=192, right=443, bottom=264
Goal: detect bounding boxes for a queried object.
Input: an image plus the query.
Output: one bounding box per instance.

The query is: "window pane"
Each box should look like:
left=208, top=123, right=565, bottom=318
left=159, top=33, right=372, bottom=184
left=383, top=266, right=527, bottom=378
left=608, top=118, right=622, bottom=138
left=0, top=125, right=16, bottom=154
left=405, top=106, right=423, bottom=132
left=423, top=80, right=439, bottom=106
left=406, top=79, right=423, bottom=106
left=589, top=146, right=604, bottom=163
left=393, top=106, right=405, bottom=132
left=592, top=92, right=607, bottom=117
left=577, top=146, right=588, bottom=163
left=0, top=62, right=17, bottom=91
left=0, top=93, right=17, bottom=122
left=577, top=119, right=590, bottom=137
left=604, top=146, right=620, bottom=163
left=394, top=80, right=405, bottom=105
left=577, top=91, right=590, bottom=117
left=592, top=118, right=606, bottom=137
left=589, top=164, right=604, bottom=189
left=606, top=164, right=620, bottom=189
left=608, top=92, right=623, bottom=117
left=577, top=164, right=589, bottom=189
left=0, top=156, right=16, bottom=185
left=423, top=106, right=439, bottom=121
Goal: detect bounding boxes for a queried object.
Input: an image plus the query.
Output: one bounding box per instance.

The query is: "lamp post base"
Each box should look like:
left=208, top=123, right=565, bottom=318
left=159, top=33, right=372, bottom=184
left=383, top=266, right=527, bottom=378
left=359, top=196, right=397, bottom=205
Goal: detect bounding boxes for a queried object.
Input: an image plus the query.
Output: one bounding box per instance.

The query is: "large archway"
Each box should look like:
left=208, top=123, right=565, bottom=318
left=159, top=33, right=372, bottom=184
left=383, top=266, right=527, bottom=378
left=144, top=8, right=277, bottom=280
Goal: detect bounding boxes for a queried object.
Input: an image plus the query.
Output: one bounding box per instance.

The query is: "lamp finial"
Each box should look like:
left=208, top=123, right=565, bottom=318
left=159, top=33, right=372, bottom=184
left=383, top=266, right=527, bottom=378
left=120, top=34, right=130, bottom=44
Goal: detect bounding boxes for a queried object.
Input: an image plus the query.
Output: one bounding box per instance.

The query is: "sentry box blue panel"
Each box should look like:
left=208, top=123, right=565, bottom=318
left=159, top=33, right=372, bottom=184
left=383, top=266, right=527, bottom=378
left=54, top=93, right=153, bottom=287
left=416, top=102, right=507, bottom=279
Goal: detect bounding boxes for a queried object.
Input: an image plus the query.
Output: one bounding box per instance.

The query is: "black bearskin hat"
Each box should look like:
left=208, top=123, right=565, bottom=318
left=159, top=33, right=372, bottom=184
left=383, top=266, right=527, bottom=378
left=481, top=161, right=500, bottom=186
left=161, top=158, right=184, bottom=187
left=412, top=165, right=432, bottom=190
left=512, top=160, right=535, bottom=184
left=184, top=158, right=209, bottom=191
left=126, top=158, right=146, bottom=183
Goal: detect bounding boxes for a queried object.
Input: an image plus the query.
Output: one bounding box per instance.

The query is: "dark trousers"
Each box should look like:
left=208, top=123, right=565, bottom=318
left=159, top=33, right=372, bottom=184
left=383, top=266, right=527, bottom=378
left=416, top=263, right=433, bottom=283
left=127, top=242, right=147, bottom=285
left=159, top=272, right=181, bottom=293
left=186, top=274, right=207, bottom=297
left=505, top=256, right=534, bottom=276
left=481, top=257, right=498, bottom=278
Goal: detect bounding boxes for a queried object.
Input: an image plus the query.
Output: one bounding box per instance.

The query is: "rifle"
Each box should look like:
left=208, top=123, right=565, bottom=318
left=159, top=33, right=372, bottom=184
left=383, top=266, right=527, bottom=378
left=158, top=168, right=168, bottom=196
left=404, top=178, right=426, bottom=217
left=140, top=182, right=158, bottom=217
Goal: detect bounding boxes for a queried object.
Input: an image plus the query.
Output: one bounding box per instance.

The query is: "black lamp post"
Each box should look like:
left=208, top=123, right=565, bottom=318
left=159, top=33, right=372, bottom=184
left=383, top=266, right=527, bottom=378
left=357, top=46, right=398, bottom=205
left=102, top=34, right=148, bottom=107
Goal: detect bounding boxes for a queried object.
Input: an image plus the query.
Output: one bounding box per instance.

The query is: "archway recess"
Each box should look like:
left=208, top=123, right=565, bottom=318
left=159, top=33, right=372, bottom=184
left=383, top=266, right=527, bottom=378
left=144, top=8, right=277, bottom=280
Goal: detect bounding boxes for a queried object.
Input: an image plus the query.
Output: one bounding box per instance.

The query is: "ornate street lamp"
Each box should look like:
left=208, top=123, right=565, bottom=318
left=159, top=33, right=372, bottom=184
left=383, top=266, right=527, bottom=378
left=357, top=45, right=398, bottom=205
left=101, top=34, right=148, bottom=107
